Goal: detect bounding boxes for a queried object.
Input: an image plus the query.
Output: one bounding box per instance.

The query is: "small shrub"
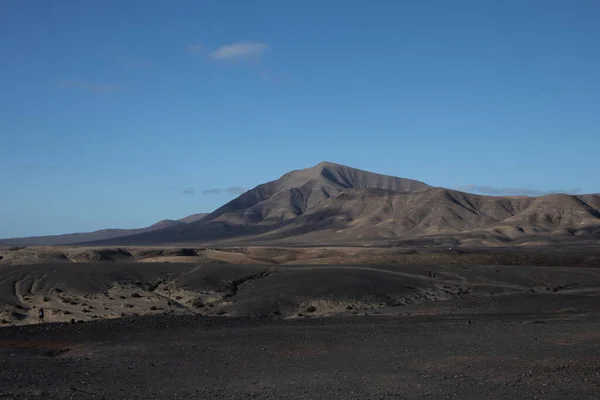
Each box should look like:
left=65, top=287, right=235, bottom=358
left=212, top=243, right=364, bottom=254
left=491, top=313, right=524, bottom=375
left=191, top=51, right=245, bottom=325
left=306, top=306, right=317, bottom=313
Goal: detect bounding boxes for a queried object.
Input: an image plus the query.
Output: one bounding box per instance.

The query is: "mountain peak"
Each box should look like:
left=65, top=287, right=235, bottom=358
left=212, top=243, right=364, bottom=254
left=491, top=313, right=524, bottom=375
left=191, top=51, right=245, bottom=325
left=315, top=161, right=340, bottom=168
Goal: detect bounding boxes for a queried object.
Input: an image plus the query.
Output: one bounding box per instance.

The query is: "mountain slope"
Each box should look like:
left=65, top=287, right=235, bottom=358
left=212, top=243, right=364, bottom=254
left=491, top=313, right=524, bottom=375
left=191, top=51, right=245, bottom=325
left=201, top=161, right=431, bottom=225
left=245, top=188, right=600, bottom=246
left=0, top=214, right=208, bottom=246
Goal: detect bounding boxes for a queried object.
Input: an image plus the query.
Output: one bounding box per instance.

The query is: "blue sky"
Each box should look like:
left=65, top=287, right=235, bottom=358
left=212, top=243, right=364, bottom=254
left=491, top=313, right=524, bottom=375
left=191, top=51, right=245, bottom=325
left=1, top=0, right=599, bottom=238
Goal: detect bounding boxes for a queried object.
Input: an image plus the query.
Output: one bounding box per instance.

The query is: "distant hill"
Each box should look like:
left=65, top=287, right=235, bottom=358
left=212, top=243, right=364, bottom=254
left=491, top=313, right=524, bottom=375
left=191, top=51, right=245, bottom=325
left=0, top=213, right=208, bottom=246
left=5, top=161, right=600, bottom=248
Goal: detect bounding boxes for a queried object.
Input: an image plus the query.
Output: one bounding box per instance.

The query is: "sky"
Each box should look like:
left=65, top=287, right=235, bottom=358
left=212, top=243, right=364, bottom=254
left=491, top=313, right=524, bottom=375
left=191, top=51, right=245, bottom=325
left=1, top=0, right=599, bottom=238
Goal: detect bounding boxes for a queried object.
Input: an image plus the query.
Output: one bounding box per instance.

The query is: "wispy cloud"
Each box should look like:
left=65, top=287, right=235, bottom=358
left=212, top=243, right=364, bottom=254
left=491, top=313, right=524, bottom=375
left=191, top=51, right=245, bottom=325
left=455, top=184, right=582, bottom=197
left=187, top=41, right=270, bottom=60
left=182, top=188, right=195, bottom=195
left=57, top=80, right=123, bottom=93
left=202, top=187, right=247, bottom=195
left=209, top=42, right=269, bottom=60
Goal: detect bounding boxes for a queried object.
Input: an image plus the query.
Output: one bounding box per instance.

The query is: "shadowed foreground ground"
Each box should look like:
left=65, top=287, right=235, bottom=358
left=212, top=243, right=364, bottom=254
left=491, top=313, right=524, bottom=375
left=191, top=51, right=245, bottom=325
left=1, top=314, right=600, bottom=399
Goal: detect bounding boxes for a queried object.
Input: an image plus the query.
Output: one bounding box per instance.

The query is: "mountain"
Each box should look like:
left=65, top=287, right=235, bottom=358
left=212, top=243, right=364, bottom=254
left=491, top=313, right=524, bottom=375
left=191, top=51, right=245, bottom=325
left=86, top=161, right=600, bottom=247
left=5, top=162, right=600, bottom=248
left=0, top=213, right=208, bottom=246
left=200, top=161, right=430, bottom=226
left=82, top=161, right=432, bottom=245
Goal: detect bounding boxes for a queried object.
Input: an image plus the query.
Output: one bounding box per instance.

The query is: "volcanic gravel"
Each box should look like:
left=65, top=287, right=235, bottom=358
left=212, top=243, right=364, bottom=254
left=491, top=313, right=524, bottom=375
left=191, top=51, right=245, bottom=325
left=1, top=314, right=600, bottom=399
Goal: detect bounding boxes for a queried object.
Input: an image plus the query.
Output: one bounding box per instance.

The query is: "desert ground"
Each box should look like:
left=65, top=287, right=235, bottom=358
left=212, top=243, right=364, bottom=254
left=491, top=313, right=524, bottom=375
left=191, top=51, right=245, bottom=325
left=2, top=314, right=600, bottom=399
left=1, top=246, right=600, bottom=398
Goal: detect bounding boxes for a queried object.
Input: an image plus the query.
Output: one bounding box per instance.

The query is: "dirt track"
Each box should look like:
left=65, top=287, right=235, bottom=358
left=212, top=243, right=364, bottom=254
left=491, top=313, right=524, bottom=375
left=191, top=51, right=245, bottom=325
left=1, top=314, right=600, bottom=399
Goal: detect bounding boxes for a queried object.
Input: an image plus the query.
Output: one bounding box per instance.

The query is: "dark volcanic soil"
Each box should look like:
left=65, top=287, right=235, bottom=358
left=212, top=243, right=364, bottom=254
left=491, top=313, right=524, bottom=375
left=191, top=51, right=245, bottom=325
left=1, top=314, right=600, bottom=399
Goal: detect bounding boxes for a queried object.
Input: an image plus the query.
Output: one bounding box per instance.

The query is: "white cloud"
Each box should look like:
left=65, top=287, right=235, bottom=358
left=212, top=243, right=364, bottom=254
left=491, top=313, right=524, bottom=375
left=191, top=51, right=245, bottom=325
left=209, top=42, right=269, bottom=60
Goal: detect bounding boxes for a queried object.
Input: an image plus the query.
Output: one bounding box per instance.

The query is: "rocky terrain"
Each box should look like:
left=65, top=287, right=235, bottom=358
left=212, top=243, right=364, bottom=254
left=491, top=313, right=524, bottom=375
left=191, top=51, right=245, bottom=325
left=2, top=314, right=600, bottom=399
left=1, top=248, right=600, bottom=398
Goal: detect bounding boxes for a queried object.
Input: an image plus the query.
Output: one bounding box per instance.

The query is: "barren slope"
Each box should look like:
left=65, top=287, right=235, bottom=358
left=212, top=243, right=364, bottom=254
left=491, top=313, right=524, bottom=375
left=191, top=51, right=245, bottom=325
left=245, top=188, right=600, bottom=246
